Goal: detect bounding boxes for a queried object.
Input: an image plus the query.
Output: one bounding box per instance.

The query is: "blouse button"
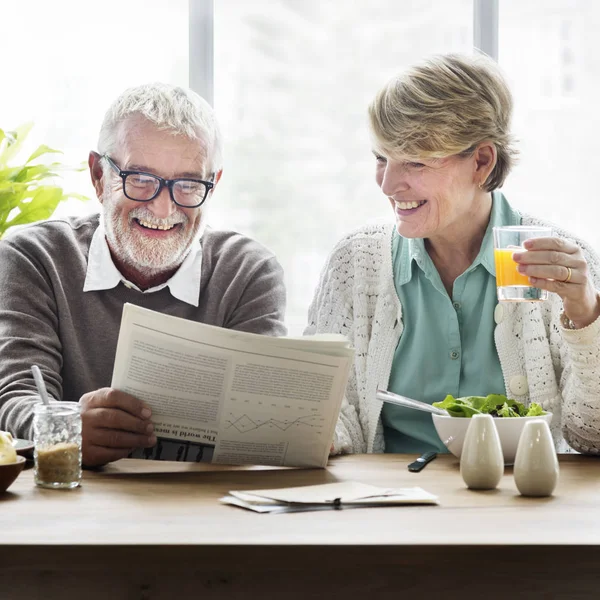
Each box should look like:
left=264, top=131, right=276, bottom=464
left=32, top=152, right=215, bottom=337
left=494, top=304, right=504, bottom=324
left=509, top=375, right=529, bottom=396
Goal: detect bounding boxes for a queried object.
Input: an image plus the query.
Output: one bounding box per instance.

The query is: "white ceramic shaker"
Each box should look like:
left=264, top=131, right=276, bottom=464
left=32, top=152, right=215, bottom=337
left=460, top=413, right=504, bottom=490
left=513, top=419, right=559, bottom=497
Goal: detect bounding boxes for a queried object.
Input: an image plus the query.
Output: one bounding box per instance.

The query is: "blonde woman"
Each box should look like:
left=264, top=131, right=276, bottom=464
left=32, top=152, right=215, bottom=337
left=307, top=53, right=600, bottom=456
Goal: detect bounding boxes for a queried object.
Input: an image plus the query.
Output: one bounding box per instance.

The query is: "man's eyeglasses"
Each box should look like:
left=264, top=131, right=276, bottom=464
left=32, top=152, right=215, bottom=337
left=103, top=155, right=214, bottom=209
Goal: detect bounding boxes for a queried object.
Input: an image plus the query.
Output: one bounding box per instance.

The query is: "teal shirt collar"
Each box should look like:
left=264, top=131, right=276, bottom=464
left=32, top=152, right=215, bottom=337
left=394, top=190, right=520, bottom=286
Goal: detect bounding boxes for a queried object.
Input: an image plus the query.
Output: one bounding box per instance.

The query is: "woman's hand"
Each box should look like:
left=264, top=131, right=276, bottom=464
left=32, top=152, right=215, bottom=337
left=513, top=237, right=600, bottom=329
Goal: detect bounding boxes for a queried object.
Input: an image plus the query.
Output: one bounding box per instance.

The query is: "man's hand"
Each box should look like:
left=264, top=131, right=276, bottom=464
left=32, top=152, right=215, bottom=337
left=79, top=388, right=156, bottom=467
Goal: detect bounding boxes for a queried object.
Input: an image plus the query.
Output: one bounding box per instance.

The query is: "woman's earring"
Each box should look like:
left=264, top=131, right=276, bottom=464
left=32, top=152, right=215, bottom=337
left=478, top=182, right=483, bottom=190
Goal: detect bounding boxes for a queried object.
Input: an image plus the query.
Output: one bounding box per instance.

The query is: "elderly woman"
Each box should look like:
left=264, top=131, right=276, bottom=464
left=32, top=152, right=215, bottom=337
left=306, top=53, right=600, bottom=456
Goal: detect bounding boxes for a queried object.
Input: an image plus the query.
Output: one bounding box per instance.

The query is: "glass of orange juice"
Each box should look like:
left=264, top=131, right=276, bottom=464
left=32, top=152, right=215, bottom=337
left=492, top=226, right=553, bottom=302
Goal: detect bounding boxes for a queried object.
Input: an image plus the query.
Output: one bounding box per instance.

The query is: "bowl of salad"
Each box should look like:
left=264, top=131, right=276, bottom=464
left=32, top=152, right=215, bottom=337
left=431, top=394, right=552, bottom=464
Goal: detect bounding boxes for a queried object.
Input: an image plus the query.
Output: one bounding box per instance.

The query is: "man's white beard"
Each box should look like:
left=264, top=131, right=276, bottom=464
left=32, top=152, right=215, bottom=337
left=103, top=201, right=205, bottom=278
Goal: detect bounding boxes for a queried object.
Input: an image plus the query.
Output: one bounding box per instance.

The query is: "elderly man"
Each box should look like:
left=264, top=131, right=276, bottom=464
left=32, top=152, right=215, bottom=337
left=0, top=83, right=286, bottom=466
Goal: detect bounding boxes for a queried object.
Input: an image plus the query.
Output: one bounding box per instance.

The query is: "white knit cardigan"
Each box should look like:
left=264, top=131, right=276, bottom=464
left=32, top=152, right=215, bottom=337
left=306, top=216, right=600, bottom=455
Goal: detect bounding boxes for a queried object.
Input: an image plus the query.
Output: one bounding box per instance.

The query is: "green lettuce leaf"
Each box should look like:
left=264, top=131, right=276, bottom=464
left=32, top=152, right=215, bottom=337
left=497, top=402, right=520, bottom=418
left=446, top=404, right=482, bottom=418
left=432, top=394, right=461, bottom=410
left=525, top=402, right=545, bottom=417
left=433, top=393, right=546, bottom=418
left=485, top=397, right=527, bottom=416
left=469, top=396, right=489, bottom=411
left=432, top=395, right=483, bottom=417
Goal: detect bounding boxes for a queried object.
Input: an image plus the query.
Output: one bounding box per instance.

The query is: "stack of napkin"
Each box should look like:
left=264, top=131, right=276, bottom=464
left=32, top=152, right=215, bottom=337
left=221, top=481, right=438, bottom=513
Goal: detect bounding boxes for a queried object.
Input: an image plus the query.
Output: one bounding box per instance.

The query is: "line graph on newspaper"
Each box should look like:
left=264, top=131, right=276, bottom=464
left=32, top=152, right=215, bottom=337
left=223, top=409, right=326, bottom=435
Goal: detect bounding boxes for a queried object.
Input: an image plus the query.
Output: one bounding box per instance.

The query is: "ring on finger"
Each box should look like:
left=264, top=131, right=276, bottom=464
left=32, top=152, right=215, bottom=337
left=563, top=266, right=573, bottom=283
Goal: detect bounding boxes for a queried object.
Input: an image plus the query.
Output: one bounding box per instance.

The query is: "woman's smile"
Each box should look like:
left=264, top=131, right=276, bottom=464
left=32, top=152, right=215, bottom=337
left=394, top=199, right=427, bottom=217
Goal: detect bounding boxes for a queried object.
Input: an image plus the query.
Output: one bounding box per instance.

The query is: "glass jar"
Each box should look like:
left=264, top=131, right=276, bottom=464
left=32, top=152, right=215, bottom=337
left=33, top=402, right=82, bottom=489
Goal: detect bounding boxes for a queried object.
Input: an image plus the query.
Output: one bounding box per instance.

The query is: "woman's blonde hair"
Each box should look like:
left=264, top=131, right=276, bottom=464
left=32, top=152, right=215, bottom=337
left=368, top=53, right=517, bottom=191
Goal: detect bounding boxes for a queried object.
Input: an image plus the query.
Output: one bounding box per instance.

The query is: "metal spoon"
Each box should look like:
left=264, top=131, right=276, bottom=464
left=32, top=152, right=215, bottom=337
left=31, top=365, right=51, bottom=406
left=376, top=389, right=448, bottom=416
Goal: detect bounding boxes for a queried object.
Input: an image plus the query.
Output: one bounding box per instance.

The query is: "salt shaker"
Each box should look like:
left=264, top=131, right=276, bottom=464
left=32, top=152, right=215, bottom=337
left=460, top=413, right=504, bottom=490
left=513, top=419, right=559, bottom=497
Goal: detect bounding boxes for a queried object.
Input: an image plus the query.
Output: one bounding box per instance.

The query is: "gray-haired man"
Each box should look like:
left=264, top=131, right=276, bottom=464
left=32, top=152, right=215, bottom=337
left=0, top=83, right=286, bottom=466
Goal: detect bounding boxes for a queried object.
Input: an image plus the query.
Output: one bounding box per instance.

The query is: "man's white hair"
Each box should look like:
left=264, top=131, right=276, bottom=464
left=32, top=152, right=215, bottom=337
left=97, top=82, right=223, bottom=175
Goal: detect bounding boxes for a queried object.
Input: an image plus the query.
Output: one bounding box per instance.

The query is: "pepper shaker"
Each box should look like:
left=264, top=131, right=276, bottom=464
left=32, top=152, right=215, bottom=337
left=460, top=413, right=504, bottom=490
left=513, top=419, right=559, bottom=497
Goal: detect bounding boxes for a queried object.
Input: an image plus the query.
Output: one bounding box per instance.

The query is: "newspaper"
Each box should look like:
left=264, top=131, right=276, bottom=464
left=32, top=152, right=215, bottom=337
left=111, top=304, right=354, bottom=468
left=221, top=482, right=439, bottom=513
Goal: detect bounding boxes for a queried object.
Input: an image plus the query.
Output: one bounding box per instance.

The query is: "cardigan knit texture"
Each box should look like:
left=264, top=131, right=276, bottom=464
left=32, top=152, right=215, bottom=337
left=306, top=215, right=600, bottom=456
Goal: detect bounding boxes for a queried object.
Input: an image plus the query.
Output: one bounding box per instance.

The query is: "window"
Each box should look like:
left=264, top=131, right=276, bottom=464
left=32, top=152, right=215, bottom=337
left=499, top=0, right=598, bottom=252
left=0, top=0, right=189, bottom=218
left=213, top=0, right=472, bottom=332
left=5, top=1, right=594, bottom=334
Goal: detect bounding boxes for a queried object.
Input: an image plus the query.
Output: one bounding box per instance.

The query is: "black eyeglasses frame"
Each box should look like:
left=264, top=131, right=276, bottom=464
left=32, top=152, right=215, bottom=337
left=102, top=154, right=214, bottom=209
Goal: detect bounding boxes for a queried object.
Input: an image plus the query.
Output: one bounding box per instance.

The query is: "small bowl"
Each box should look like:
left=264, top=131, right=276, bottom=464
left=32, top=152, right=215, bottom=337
left=0, top=455, right=27, bottom=493
left=13, top=438, right=34, bottom=458
left=432, top=412, right=553, bottom=464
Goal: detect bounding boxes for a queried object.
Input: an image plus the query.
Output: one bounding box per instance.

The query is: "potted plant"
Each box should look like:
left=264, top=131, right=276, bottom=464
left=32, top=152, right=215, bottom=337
left=0, top=122, right=87, bottom=238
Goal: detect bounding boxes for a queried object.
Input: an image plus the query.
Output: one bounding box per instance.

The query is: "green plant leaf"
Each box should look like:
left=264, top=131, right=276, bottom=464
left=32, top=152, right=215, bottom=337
left=26, top=144, right=62, bottom=164
left=2, top=186, right=63, bottom=231
left=13, top=164, right=62, bottom=183
left=0, top=165, right=26, bottom=183
left=65, top=192, right=89, bottom=202
left=0, top=183, right=29, bottom=220
left=0, top=122, right=34, bottom=167
left=0, top=123, right=88, bottom=237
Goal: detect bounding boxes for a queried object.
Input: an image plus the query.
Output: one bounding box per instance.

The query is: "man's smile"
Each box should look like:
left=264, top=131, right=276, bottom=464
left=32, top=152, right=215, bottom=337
left=134, top=217, right=181, bottom=232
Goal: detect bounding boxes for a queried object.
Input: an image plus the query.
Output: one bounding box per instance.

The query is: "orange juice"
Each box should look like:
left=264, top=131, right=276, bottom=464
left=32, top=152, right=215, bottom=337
left=494, top=248, right=531, bottom=287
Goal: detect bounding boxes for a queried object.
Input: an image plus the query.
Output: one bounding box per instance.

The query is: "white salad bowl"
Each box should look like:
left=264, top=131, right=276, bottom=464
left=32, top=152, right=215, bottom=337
left=432, top=412, right=553, bottom=465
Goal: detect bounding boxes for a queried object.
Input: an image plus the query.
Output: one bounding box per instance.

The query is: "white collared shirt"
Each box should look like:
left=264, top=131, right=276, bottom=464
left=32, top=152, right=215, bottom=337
left=83, top=219, right=203, bottom=307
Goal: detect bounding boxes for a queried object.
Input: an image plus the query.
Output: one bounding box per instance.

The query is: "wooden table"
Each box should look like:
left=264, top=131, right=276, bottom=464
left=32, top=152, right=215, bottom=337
left=1, top=453, right=600, bottom=599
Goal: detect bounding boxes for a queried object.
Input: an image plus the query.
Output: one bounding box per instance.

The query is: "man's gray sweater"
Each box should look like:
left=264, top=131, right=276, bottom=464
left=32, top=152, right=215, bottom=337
left=0, top=214, right=286, bottom=439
